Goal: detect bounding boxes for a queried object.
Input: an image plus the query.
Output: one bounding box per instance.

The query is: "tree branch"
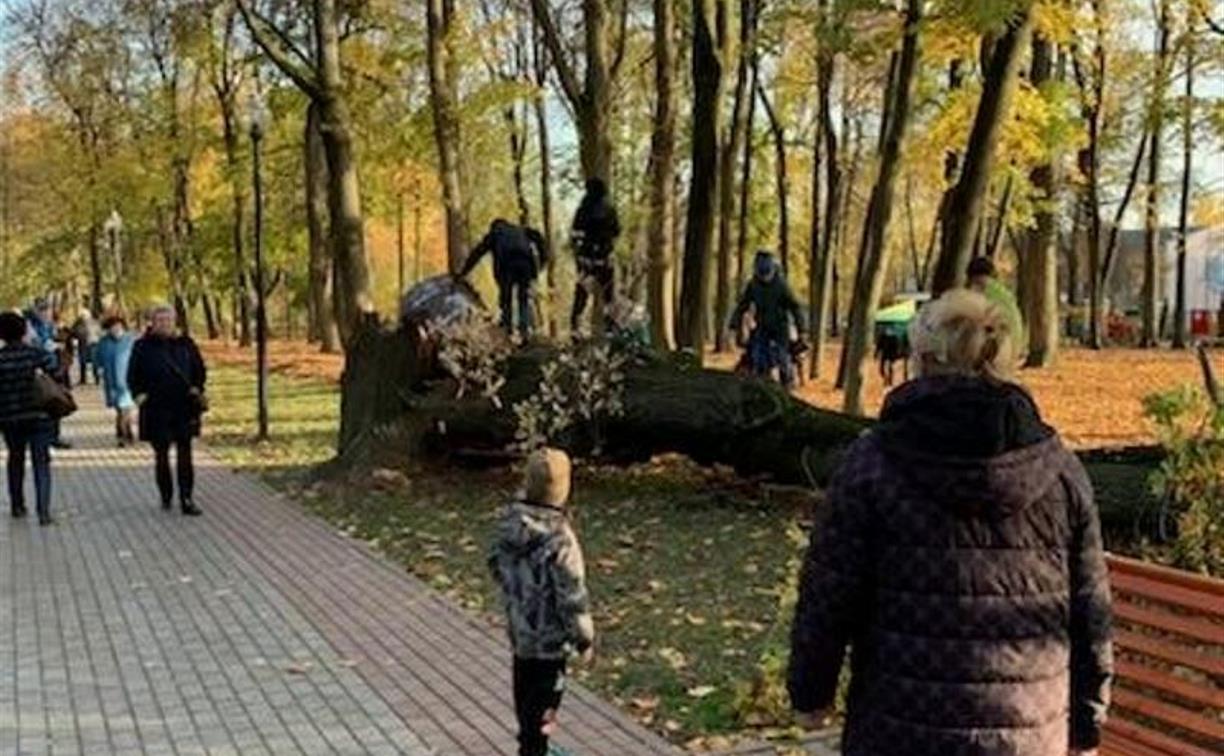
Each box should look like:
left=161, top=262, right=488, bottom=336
left=528, top=0, right=583, bottom=110
left=610, top=0, right=630, bottom=80
left=236, top=0, right=322, bottom=99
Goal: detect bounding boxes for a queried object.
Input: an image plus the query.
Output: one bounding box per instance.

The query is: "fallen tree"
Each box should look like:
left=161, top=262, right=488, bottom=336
left=339, top=324, right=871, bottom=487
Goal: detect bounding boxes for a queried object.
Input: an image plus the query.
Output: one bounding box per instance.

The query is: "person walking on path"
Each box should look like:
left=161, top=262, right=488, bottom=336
left=489, top=448, right=595, bottom=756
left=95, top=315, right=137, bottom=446
left=0, top=311, right=58, bottom=525
left=570, top=178, right=621, bottom=335
left=127, top=305, right=206, bottom=516
left=70, top=308, right=102, bottom=386
left=459, top=219, right=549, bottom=341
left=788, top=289, right=1113, bottom=756
left=26, top=299, right=71, bottom=449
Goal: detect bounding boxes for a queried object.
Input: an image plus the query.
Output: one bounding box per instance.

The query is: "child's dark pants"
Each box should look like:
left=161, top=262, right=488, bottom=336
left=513, top=656, right=567, bottom=756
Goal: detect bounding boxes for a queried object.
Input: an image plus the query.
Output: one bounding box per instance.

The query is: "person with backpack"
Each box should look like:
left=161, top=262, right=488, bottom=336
left=127, top=304, right=207, bottom=516
left=0, top=311, right=58, bottom=525
left=460, top=219, right=549, bottom=340
left=489, top=448, right=595, bottom=756
left=95, top=315, right=137, bottom=446
left=570, top=178, right=621, bottom=335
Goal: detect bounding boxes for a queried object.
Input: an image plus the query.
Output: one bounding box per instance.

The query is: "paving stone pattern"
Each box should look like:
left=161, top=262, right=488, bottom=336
left=0, top=393, right=675, bottom=755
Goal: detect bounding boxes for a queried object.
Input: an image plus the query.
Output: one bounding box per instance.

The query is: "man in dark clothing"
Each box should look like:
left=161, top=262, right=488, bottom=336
left=460, top=219, right=549, bottom=340
left=570, top=178, right=621, bottom=334
left=0, top=311, right=57, bottom=525
left=788, top=290, right=1112, bottom=756
left=729, top=251, right=806, bottom=388
left=127, top=305, right=207, bottom=516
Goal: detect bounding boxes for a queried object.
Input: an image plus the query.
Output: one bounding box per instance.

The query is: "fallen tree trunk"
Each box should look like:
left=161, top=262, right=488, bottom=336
left=340, top=325, right=871, bottom=486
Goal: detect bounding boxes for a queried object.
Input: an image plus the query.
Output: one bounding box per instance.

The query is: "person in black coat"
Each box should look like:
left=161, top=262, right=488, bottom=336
left=460, top=219, right=549, bottom=340
left=127, top=305, right=207, bottom=516
left=570, top=178, right=620, bottom=334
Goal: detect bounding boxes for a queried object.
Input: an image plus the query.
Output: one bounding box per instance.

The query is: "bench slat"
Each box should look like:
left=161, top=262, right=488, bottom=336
left=1114, top=601, right=1224, bottom=647
left=1115, top=658, right=1224, bottom=710
left=1104, top=716, right=1221, bottom=756
left=1111, top=687, right=1224, bottom=743
left=1114, top=630, right=1224, bottom=678
left=1108, top=554, right=1224, bottom=599
left=1110, top=571, right=1224, bottom=618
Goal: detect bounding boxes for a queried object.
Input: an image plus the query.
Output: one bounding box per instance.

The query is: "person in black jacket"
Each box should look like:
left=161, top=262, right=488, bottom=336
left=569, top=178, right=620, bottom=334
left=127, top=305, right=207, bottom=516
left=460, top=219, right=549, bottom=340
left=0, top=311, right=57, bottom=525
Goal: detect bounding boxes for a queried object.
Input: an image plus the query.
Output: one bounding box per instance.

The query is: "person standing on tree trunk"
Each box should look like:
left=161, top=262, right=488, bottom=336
left=95, top=315, right=136, bottom=447
left=0, top=311, right=58, bottom=526
left=788, top=290, right=1112, bottom=756
left=127, top=305, right=207, bottom=517
left=570, top=178, right=621, bottom=335
left=459, top=219, right=549, bottom=341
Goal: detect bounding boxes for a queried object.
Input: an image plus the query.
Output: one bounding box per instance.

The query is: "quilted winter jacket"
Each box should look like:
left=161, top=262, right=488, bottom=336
left=489, top=501, right=595, bottom=660
left=788, top=376, right=1113, bottom=756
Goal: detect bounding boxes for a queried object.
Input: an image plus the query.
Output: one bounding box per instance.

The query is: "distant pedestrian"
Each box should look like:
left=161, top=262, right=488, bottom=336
left=966, top=256, right=1025, bottom=353
left=127, top=305, right=206, bottom=516
left=26, top=299, right=71, bottom=449
left=0, top=311, right=57, bottom=525
left=489, top=448, right=595, bottom=756
left=459, top=219, right=549, bottom=341
left=95, top=315, right=137, bottom=447
left=787, top=289, right=1112, bottom=756
left=570, top=178, right=621, bottom=335
left=70, top=308, right=102, bottom=386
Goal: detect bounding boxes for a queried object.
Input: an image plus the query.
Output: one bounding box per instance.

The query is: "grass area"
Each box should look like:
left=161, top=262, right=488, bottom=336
left=203, top=363, right=812, bottom=749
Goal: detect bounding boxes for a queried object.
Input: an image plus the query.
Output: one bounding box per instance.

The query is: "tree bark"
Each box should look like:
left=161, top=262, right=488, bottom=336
left=842, top=0, right=923, bottom=416
left=1172, top=14, right=1194, bottom=349
left=715, top=0, right=753, bottom=353
left=1141, top=0, right=1171, bottom=348
left=931, top=4, right=1035, bottom=294
left=427, top=0, right=470, bottom=271
left=306, top=103, right=341, bottom=354
left=735, top=49, right=760, bottom=295
left=1021, top=35, right=1061, bottom=368
left=810, top=9, right=840, bottom=379
left=648, top=0, right=679, bottom=350
left=88, top=224, right=103, bottom=318
left=677, top=0, right=728, bottom=355
left=757, top=79, right=790, bottom=276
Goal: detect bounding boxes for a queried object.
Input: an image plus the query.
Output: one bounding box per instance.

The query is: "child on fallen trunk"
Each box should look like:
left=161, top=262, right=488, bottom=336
left=489, top=448, right=595, bottom=756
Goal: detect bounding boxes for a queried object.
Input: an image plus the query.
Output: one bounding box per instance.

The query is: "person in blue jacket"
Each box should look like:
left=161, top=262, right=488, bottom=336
left=95, top=315, right=137, bottom=446
left=26, top=299, right=70, bottom=449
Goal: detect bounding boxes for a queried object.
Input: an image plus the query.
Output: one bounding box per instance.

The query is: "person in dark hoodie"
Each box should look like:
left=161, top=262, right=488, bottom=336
left=570, top=177, right=621, bottom=334
left=729, top=251, right=807, bottom=388
left=460, top=219, right=549, bottom=340
left=489, top=448, right=595, bottom=756
left=788, top=288, right=1113, bottom=756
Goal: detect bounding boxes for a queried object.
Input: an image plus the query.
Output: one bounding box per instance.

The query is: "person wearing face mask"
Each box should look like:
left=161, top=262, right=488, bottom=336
left=95, top=315, right=137, bottom=446
left=728, top=250, right=807, bottom=389
left=127, top=305, right=206, bottom=516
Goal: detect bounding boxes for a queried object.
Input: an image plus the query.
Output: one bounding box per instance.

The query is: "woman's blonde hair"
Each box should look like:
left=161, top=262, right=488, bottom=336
left=908, top=288, right=1016, bottom=381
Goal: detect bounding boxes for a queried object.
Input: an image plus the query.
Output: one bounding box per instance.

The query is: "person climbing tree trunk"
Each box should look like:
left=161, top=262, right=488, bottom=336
left=1021, top=35, right=1061, bottom=368
left=1141, top=0, right=1172, bottom=347
left=677, top=0, right=729, bottom=356
left=931, top=3, right=1036, bottom=294
left=427, top=0, right=470, bottom=272
left=715, top=0, right=753, bottom=353
left=648, top=0, right=678, bottom=350
left=842, top=0, right=923, bottom=416
left=239, top=0, right=376, bottom=348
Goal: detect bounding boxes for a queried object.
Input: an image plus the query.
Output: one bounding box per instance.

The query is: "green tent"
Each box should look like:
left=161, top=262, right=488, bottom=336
left=875, top=299, right=918, bottom=325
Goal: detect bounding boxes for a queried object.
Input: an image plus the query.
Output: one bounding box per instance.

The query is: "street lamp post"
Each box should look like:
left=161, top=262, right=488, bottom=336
left=248, top=92, right=270, bottom=442
left=103, top=209, right=124, bottom=313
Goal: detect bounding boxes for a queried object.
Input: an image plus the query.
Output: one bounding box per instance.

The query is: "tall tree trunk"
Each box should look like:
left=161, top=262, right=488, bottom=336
left=1141, top=0, right=1171, bottom=347
left=427, top=0, right=470, bottom=272
left=1173, top=17, right=1194, bottom=349
left=842, top=0, right=923, bottom=415
left=931, top=4, right=1036, bottom=294
left=222, top=112, right=252, bottom=347
left=306, top=103, right=340, bottom=354
left=715, top=0, right=753, bottom=353
left=928, top=60, right=965, bottom=262
left=735, top=49, right=759, bottom=294
left=1022, top=35, right=1061, bottom=367
left=88, top=224, right=103, bottom=317
left=985, top=175, right=1013, bottom=260
left=531, top=15, right=559, bottom=338
left=677, top=0, right=728, bottom=355
left=757, top=80, right=790, bottom=276
left=648, top=0, right=678, bottom=350
left=810, top=13, right=840, bottom=379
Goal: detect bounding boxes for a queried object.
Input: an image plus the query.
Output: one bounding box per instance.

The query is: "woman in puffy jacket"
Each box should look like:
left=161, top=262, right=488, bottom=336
left=788, top=289, right=1113, bottom=756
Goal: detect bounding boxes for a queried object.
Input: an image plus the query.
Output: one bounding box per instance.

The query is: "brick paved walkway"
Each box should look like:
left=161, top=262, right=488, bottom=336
left=0, top=392, right=675, bottom=755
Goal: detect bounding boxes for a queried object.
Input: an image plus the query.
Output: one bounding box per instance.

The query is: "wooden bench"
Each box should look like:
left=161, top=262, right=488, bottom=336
left=1101, top=554, right=1224, bottom=756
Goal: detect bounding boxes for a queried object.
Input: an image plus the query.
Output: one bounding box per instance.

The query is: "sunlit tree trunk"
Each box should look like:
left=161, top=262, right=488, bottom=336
left=648, top=0, right=678, bottom=350
left=531, top=16, right=559, bottom=338
left=1141, top=0, right=1171, bottom=347
left=715, top=0, right=753, bottom=353
left=1021, top=35, right=1061, bottom=368
left=1173, top=16, right=1195, bottom=349
left=306, top=103, right=340, bottom=353
left=427, top=0, right=470, bottom=271
left=842, top=0, right=922, bottom=416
